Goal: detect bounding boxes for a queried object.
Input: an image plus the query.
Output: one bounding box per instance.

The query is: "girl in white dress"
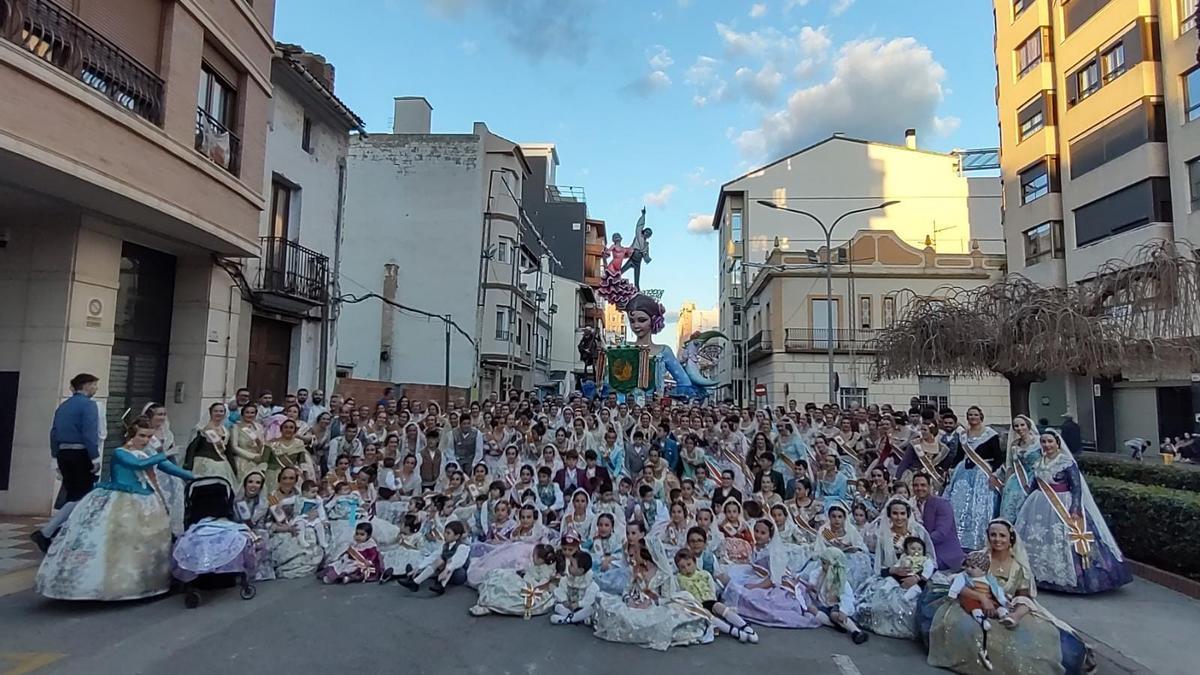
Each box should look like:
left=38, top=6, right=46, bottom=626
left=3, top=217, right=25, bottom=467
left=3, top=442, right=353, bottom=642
left=593, top=541, right=710, bottom=651
left=469, top=543, right=561, bottom=617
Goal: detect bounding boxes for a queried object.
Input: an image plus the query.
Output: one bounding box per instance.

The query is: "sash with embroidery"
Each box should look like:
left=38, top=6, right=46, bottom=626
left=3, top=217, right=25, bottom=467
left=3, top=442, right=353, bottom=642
left=347, top=546, right=376, bottom=578
left=1036, top=478, right=1094, bottom=566
left=520, top=581, right=552, bottom=619
left=914, top=446, right=942, bottom=478
left=791, top=510, right=820, bottom=537
left=962, top=441, right=1002, bottom=493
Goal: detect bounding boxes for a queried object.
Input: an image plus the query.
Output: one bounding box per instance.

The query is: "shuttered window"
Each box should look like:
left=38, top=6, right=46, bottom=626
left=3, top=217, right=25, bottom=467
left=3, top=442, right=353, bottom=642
left=77, top=0, right=164, bottom=70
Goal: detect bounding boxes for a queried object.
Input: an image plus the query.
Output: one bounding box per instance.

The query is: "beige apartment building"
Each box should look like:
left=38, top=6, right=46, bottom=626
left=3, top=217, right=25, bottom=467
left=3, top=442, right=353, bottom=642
left=994, top=0, right=1200, bottom=451
left=711, top=132, right=1011, bottom=416
left=0, top=0, right=276, bottom=513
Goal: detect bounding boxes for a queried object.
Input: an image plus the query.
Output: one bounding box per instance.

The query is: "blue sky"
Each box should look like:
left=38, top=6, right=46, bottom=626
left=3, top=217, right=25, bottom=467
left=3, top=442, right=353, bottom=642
left=275, top=0, right=1000, bottom=325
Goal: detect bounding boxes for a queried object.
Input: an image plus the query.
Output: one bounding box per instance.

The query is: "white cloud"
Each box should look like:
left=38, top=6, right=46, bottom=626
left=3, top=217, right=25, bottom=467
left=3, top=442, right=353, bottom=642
left=424, top=0, right=593, bottom=63
left=831, top=0, right=855, bottom=15
left=686, top=213, right=714, bottom=234
left=685, top=55, right=729, bottom=107
left=798, top=25, right=833, bottom=57
left=459, top=39, right=479, bottom=55
left=734, top=63, right=784, bottom=103
left=648, top=45, right=674, bottom=69
left=783, top=0, right=812, bottom=11
left=749, top=3, right=768, bottom=18
left=622, top=70, right=672, bottom=96
left=687, top=167, right=718, bottom=187
left=734, top=37, right=954, bottom=160
left=934, top=115, right=962, bottom=137
left=644, top=184, right=677, bottom=208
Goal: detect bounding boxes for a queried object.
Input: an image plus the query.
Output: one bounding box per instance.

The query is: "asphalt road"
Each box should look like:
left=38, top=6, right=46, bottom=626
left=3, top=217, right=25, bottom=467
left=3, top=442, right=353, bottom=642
left=0, top=577, right=954, bottom=675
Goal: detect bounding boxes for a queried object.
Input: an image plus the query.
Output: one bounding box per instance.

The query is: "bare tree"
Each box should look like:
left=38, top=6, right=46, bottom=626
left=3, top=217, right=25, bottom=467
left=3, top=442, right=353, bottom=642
left=872, top=240, right=1200, bottom=417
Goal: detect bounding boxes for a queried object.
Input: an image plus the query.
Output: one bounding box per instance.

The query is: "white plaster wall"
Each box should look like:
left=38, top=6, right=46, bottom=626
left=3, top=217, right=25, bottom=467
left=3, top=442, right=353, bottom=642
left=549, top=274, right=582, bottom=382
left=252, top=83, right=348, bottom=390
left=338, top=133, right=484, bottom=387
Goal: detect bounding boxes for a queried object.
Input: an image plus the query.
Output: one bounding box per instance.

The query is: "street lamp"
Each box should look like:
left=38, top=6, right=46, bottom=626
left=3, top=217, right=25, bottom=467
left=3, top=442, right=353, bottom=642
left=756, top=199, right=900, bottom=404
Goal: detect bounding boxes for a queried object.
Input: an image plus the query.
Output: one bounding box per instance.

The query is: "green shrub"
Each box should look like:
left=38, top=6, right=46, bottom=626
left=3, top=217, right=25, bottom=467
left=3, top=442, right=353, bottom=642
left=1087, top=475, right=1200, bottom=580
left=1078, top=454, right=1200, bottom=492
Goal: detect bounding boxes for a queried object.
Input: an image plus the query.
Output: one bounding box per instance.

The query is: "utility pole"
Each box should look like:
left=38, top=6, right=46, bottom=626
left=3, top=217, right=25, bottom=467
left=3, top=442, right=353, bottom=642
left=444, top=314, right=452, bottom=412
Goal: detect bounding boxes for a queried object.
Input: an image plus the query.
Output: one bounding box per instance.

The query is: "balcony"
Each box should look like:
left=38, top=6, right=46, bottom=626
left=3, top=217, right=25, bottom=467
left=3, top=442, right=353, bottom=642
left=747, top=329, right=773, bottom=362
left=784, top=328, right=877, bottom=353
left=546, top=184, right=586, bottom=203
left=253, top=237, right=328, bottom=314
left=1, top=0, right=164, bottom=125
left=195, top=108, right=241, bottom=175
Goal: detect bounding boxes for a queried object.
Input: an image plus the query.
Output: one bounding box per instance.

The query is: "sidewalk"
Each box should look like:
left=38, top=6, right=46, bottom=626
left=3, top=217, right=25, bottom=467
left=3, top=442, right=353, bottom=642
left=1039, top=578, right=1200, bottom=675
left=0, top=517, right=43, bottom=575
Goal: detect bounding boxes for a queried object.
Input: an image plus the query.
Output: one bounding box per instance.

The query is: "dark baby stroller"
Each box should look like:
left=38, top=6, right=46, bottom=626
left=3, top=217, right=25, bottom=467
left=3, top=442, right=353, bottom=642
left=171, top=477, right=258, bottom=608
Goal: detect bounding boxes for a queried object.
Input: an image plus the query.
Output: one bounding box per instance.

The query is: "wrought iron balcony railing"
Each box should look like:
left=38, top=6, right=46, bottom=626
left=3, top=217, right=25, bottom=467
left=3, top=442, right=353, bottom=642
left=747, top=329, right=773, bottom=356
left=195, top=107, right=241, bottom=175
left=784, top=328, right=877, bottom=352
left=1, top=0, right=165, bottom=125
left=256, top=237, right=328, bottom=305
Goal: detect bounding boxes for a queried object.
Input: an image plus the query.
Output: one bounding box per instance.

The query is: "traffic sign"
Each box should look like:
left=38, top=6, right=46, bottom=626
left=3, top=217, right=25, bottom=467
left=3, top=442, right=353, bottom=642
left=754, top=383, right=767, bottom=398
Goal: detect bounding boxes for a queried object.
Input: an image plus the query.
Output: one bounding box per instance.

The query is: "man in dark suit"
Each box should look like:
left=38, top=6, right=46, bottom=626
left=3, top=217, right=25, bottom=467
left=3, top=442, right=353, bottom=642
left=913, top=472, right=965, bottom=571
left=711, top=469, right=743, bottom=509
left=554, top=450, right=589, bottom=495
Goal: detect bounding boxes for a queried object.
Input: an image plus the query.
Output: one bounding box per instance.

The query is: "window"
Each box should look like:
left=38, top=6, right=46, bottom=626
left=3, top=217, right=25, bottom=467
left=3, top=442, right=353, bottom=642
left=1187, top=157, right=1200, bottom=210
left=1017, top=96, right=1046, bottom=141
left=1101, top=43, right=1126, bottom=82
left=1070, top=102, right=1166, bottom=179
left=1064, top=0, right=1113, bottom=35
left=918, top=376, right=950, bottom=411
left=1075, top=60, right=1100, bottom=102
left=1182, top=0, right=1198, bottom=32
left=302, top=116, right=314, bottom=153
left=1019, top=160, right=1053, bottom=204
left=1074, top=178, right=1173, bottom=246
left=1022, top=221, right=1064, bottom=265
left=197, top=64, right=239, bottom=173
left=730, top=208, right=743, bottom=242
left=882, top=296, right=896, bottom=326
left=495, top=310, right=510, bottom=340
left=839, top=387, right=868, bottom=409
left=516, top=318, right=523, bottom=345
left=1013, top=0, right=1033, bottom=17
left=268, top=180, right=292, bottom=239
left=495, top=239, right=510, bottom=263
left=198, top=65, right=235, bottom=128
left=858, top=296, right=872, bottom=330
left=1016, top=32, right=1042, bottom=78
left=1187, top=68, right=1200, bottom=122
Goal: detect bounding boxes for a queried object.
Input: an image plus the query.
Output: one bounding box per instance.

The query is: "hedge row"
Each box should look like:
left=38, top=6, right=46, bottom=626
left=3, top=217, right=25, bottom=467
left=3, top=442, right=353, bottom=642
left=1078, top=454, right=1200, bottom=492
left=1087, top=475, right=1200, bottom=581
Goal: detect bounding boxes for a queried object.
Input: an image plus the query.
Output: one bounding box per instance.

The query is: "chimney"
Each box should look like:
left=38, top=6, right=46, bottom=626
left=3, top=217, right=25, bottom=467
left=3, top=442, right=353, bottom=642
left=295, top=52, right=335, bottom=91
left=393, top=96, right=432, bottom=134
left=904, top=128, right=917, bottom=150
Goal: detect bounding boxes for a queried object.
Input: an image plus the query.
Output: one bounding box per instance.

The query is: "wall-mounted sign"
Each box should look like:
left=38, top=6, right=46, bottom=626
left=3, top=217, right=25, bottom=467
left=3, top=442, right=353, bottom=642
left=85, top=298, right=102, bottom=328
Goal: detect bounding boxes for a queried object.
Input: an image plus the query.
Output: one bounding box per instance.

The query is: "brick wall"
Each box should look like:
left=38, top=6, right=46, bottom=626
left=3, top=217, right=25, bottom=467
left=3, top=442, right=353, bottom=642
left=334, top=376, right=470, bottom=408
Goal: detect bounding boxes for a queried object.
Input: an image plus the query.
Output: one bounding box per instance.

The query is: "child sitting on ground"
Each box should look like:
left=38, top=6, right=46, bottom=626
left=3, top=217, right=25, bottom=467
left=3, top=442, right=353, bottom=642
left=397, top=520, right=469, bottom=595
left=551, top=551, right=599, bottom=626
left=800, top=547, right=869, bottom=645
left=297, top=479, right=328, bottom=550
left=674, top=549, right=757, bottom=644
left=320, top=522, right=385, bottom=584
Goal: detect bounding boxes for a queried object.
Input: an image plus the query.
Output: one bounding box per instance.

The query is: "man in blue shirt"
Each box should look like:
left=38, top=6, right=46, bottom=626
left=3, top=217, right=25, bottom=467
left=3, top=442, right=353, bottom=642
left=32, top=373, right=101, bottom=551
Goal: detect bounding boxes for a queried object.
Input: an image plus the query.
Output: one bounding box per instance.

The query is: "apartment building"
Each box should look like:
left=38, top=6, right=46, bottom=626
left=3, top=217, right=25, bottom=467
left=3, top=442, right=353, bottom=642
left=338, top=98, right=552, bottom=400
left=994, top=0, right=1200, bottom=449
left=711, top=132, right=1005, bottom=409
left=0, top=0, right=275, bottom=514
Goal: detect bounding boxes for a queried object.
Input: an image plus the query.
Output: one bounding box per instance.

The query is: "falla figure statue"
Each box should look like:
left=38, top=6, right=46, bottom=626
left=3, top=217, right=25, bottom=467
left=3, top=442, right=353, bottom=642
left=598, top=293, right=699, bottom=403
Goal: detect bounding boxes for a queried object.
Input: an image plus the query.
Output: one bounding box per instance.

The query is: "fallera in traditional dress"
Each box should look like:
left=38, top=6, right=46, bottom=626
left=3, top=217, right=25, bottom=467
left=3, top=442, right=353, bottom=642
left=944, top=427, right=1002, bottom=551
left=999, top=434, right=1041, bottom=525
left=185, top=426, right=238, bottom=486
left=474, top=561, right=559, bottom=617
left=855, top=516, right=939, bottom=639
left=721, top=542, right=821, bottom=629
left=1015, top=451, right=1131, bottom=594
left=922, top=528, right=1093, bottom=675
left=593, top=567, right=709, bottom=651
left=36, top=447, right=194, bottom=601
left=268, top=492, right=325, bottom=579
left=467, top=524, right=545, bottom=587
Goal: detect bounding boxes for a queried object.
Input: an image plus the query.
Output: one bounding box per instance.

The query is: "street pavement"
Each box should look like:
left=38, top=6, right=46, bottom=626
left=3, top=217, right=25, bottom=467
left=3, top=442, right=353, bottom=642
left=1, top=576, right=937, bottom=675
left=0, top=575, right=1169, bottom=675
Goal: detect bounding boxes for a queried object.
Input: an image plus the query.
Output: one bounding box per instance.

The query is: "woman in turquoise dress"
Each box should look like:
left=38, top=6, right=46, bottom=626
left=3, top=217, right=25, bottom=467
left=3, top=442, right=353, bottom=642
left=998, top=415, right=1040, bottom=524
left=37, top=417, right=194, bottom=600
left=922, top=519, right=1094, bottom=674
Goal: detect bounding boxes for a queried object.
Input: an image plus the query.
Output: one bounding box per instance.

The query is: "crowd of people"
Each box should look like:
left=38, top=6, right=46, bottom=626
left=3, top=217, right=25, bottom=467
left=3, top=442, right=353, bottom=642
left=34, top=375, right=1131, bottom=673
